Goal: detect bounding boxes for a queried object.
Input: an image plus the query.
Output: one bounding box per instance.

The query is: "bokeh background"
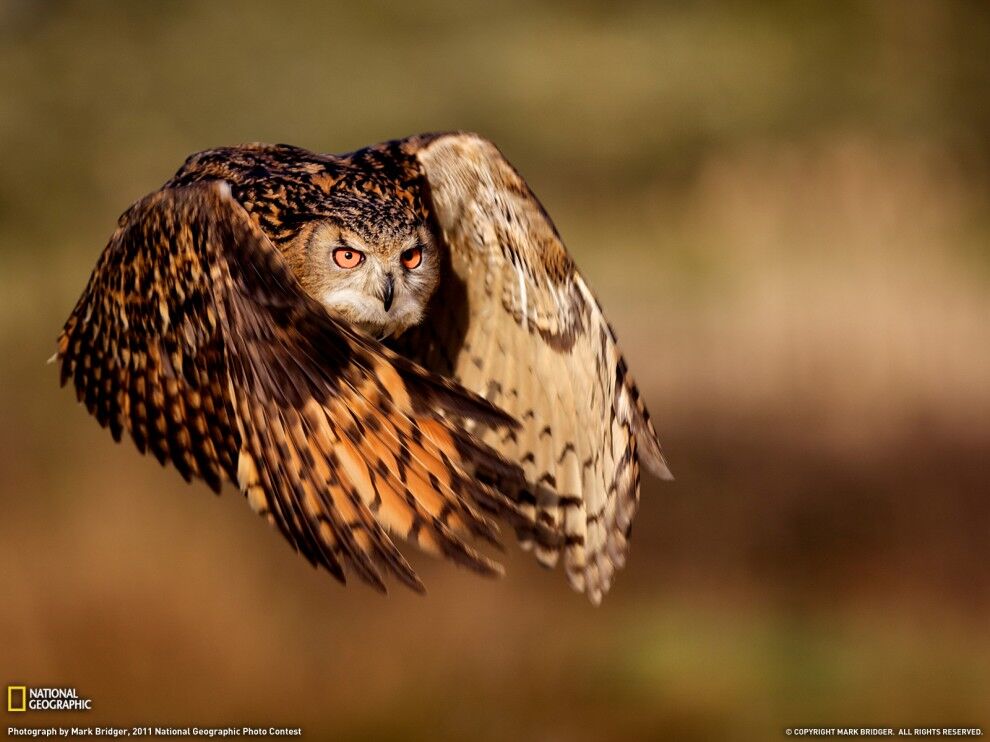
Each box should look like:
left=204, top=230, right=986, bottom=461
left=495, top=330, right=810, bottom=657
left=2, top=1, right=988, bottom=739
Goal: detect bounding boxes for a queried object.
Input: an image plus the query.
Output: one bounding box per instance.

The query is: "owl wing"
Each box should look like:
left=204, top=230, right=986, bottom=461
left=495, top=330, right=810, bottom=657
left=57, top=180, right=533, bottom=593
left=394, top=133, right=672, bottom=604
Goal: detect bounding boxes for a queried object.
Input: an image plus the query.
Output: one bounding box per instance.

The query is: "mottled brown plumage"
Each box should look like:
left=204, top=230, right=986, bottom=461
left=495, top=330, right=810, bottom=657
left=57, top=132, right=671, bottom=603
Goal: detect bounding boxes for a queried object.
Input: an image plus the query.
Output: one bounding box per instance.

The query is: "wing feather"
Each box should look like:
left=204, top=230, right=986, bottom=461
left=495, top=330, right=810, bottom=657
left=57, top=181, right=522, bottom=593
left=396, top=132, right=672, bottom=603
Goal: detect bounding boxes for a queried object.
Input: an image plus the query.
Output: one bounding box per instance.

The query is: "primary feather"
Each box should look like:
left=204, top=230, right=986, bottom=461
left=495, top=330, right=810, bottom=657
left=395, top=133, right=672, bottom=603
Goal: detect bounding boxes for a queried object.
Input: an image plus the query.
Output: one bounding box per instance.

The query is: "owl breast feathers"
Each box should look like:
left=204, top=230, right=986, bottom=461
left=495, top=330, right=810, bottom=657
left=57, top=131, right=671, bottom=604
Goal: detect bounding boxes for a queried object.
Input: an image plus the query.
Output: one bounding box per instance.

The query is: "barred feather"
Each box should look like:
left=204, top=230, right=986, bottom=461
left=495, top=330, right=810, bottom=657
left=57, top=181, right=521, bottom=592
left=397, top=133, right=672, bottom=603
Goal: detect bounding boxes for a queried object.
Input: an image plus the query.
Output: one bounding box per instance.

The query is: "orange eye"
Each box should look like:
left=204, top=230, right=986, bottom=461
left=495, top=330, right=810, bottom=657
left=332, top=248, right=364, bottom=269
left=400, top=246, right=422, bottom=270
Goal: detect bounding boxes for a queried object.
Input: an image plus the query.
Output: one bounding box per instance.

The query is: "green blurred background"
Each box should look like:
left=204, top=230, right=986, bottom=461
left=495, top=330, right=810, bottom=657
left=2, top=1, right=988, bottom=739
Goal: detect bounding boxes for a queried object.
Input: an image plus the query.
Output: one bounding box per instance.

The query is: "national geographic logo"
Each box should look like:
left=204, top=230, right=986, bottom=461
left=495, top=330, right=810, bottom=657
left=7, top=685, right=92, bottom=712
left=7, top=686, right=25, bottom=713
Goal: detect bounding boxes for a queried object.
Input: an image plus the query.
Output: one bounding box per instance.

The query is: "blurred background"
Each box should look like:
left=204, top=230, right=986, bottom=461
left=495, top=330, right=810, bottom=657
left=1, top=1, right=988, bottom=739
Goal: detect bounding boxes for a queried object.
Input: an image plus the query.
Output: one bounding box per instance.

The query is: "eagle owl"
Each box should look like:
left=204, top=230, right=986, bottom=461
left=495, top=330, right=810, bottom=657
left=57, top=132, right=672, bottom=604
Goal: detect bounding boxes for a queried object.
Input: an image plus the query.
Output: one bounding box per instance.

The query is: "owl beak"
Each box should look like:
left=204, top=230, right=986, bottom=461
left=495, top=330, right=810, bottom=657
left=381, top=274, right=394, bottom=312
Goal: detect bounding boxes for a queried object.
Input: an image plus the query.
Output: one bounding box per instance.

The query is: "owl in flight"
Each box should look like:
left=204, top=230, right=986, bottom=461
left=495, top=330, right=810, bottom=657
left=57, top=132, right=671, bottom=604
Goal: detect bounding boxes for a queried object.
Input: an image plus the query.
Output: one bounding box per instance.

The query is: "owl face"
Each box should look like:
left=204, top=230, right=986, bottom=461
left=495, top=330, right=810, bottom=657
left=290, top=217, right=440, bottom=339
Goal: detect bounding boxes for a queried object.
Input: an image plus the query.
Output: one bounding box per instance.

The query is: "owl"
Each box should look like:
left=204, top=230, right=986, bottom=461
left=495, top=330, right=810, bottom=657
left=57, top=132, right=672, bottom=604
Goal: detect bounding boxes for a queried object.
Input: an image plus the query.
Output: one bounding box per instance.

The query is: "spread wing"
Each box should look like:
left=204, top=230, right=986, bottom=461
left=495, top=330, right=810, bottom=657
left=57, top=180, right=531, bottom=593
left=395, top=133, right=672, bottom=604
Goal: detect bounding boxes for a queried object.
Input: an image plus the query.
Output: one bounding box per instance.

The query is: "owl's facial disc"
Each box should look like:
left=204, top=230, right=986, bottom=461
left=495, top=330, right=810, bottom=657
left=299, top=220, right=439, bottom=340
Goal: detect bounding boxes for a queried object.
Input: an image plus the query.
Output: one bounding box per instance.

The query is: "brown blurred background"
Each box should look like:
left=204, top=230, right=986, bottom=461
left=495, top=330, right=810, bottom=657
left=1, top=1, right=988, bottom=739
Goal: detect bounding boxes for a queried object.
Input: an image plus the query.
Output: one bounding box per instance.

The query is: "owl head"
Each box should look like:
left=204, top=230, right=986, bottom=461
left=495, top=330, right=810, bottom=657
left=282, top=196, right=440, bottom=340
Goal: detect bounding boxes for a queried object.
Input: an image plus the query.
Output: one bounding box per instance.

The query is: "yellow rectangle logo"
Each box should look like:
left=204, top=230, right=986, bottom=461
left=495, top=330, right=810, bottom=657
left=7, top=685, right=27, bottom=712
